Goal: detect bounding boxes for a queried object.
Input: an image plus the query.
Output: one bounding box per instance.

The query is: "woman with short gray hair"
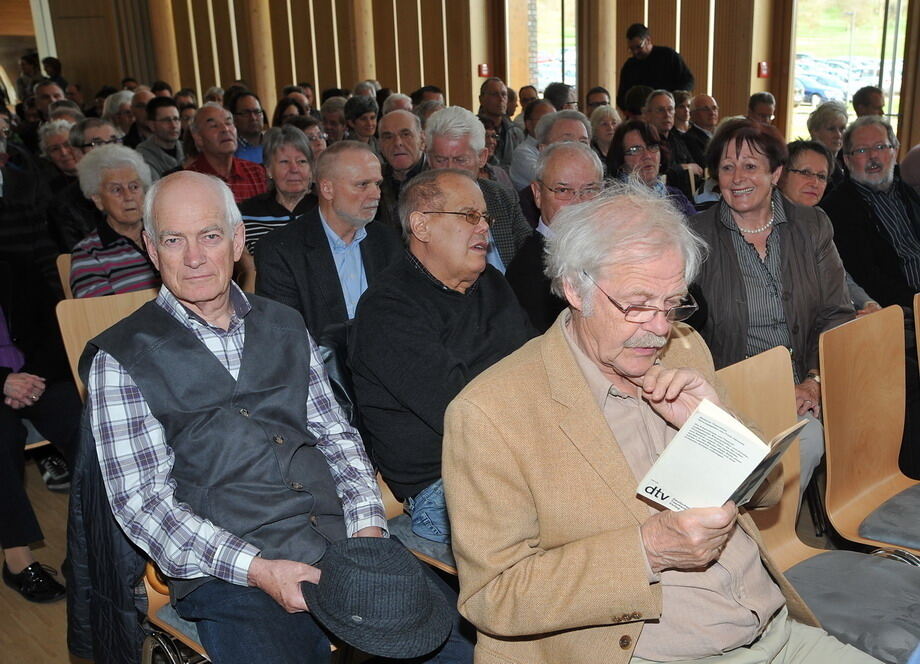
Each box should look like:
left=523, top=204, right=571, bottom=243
left=38, top=119, right=81, bottom=192
left=70, top=145, right=159, bottom=297
left=807, top=101, right=848, bottom=195
left=239, top=126, right=318, bottom=253
left=102, top=90, right=134, bottom=135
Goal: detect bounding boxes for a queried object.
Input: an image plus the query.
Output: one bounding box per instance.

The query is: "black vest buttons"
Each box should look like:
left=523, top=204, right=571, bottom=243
left=273, top=435, right=284, bottom=445
left=291, top=482, right=304, bottom=490
left=239, top=408, right=250, bottom=417
left=619, top=635, right=632, bottom=649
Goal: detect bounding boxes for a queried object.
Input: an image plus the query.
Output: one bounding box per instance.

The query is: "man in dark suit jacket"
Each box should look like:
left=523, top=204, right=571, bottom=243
left=254, top=141, right=402, bottom=339
left=425, top=106, right=531, bottom=271
left=821, top=116, right=920, bottom=308
left=682, top=94, right=719, bottom=168
left=506, top=142, right=604, bottom=331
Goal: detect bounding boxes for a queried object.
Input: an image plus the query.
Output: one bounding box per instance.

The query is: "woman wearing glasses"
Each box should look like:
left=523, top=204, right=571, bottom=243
left=688, top=118, right=855, bottom=496
left=606, top=119, right=695, bottom=218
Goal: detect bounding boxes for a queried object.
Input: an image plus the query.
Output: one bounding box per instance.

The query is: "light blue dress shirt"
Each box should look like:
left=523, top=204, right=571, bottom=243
left=319, top=210, right=368, bottom=319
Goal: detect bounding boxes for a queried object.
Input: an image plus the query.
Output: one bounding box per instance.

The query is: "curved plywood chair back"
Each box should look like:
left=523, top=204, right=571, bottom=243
left=56, top=253, right=73, bottom=299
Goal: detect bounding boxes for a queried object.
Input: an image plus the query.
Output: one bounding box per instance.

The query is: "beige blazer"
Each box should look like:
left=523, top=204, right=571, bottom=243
left=442, top=316, right=818, bottom=664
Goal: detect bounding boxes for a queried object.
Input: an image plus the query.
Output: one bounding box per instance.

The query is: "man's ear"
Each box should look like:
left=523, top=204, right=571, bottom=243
left=531, top=181, right=542, bottom=210
left=143, top=230, right=160, bottom=271
left=476, top=148, right=489, bottom=169
left=317, top=177, right=334, bottom=202
left=408, top=210, right=430, bottom=242
left=232, top=222, right=245, bottom=262
left=562, top=278, right=584, bottom=313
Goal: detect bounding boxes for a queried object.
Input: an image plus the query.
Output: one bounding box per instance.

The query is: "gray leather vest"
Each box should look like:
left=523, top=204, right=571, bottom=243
left=82, top=295, right=346, bottom=597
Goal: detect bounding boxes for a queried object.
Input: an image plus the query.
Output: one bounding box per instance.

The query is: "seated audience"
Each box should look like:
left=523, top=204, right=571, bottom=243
left=185, top=102, right=267, bottom=203
left=644, top=89, right=701, bottom=200
left=508, top=99, right=554, bottom=190
left=409, top=84, right=445, bottom=106
left=123, top=88, right=154, bottom=148
left=747, top=91, right=776, bottom=125
left=70, top=145, right=159, bottom=297
left=255, top=141, right=401, bottom=340
left=239, top=126, right=317, bottom=254
left=376, top=109, right=427, bottom=232
left=589, top=103, right=621, bottom=167
left=622, top=83, right=653, bottom=120
left=350, top=168, right=533, bottom=544
left=506, top=142, right=604, bottom=331
left=48, top=99, right=84, bottom=124
left=606, top=119, right=695, bottom=217
left=821, top=115, right=920, bottom=308
left=689, top=118, right=854, bottom=494
left=478, top=117, right=514, bottom=190
left=343, top=94, right=378, bottom=153
left=227, top=90, right=266, bottom=163
left=38, top=119, right=81, bottom=193
left=779, top=140, right=879, bottom=315
left=272, top=97, right=306, bottom=127
left=806, top=101, right=848, bottom=194
left=381, top=92, right=412, bottom=115
left=102, top=89, right=134, bottom=135
left=684, top=93, right=719, bottom=167
left=425, top=106, right=532, bottom=272
left=442, top=178, right=879, bottom=664
left=86, top=170, right=392, bottom=663
left=284, top=114, right=328, bottom=159
left=321, top=96, right=348, bottom=143
left=584, top=85, right=611, bottom=115
left=542, top=81, right=577, bottom=110
left=135, top=96, right=184, bottom=179
left=673, top=89, right=691, bottom=133
left=414, top=99, right=445, bottom=126
left=852, top=85, right=885, bottom=117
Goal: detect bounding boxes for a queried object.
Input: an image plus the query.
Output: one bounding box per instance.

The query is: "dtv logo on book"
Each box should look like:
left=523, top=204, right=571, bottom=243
left=642, top=484, right=669, bottom=502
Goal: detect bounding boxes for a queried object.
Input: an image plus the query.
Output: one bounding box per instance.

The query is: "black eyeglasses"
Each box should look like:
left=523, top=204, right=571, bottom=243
left=583, top=272, right=698, bottom=323
left=786, top=168, right=828, bottom=183
left=81, top=136, right=123, bottom=149
left=847, top=143, right=894, bottom=156
left=623, top=144, right=661, bottom=157
left=307, top=132, right=328, bottom=143
left=421, top=210, right=494, bottom=228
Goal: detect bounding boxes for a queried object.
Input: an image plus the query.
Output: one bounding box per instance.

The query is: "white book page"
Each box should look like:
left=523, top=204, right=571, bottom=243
left=636, top=399, right=769, bottom=510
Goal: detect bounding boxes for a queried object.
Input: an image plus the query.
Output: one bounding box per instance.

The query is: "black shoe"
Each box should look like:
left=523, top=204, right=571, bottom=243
left=2, top=562, right=66, bottom=603
left=35, top=450, right=70, bottom=492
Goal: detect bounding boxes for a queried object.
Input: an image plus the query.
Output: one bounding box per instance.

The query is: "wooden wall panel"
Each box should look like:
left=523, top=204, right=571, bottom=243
left=48, top=0, right=122, bottom=99
left=232, top=0, right=254, bottom=87
left=290, top=0, right=318, bottom=88
left=768, top=0, right=796, bottom=138
left=190, top=0, right=217, bottom=91
left=506, top=0, right=530, bottom=90
left=335, top=0, right=356, bottom=89
left=211, top=0, right=239, bottom=87
left=171, top=0, right=197, bottom=92
left=311, top=0, right=340, bottom=91
left=616, top=0, right=646, bottom=53
left=647, top=0, right=678, bottom=51
left=578, top=0, right=617, bottom=98
left=680, top=0, right=712, bottom=94
left=898, top=0, right=920, bottom=155
left=444, top=0, right=473, bottom=108
left=269, top=0, right=293, bottom=89
left=0, top=0, right=34, bottom=36
left=372, top=0, right=398, bottom=91
left=711, top=0, right=754, bottom=118
left=394, top=0, right=423, bottom=94
left=419, top=0, right=447, bottom=95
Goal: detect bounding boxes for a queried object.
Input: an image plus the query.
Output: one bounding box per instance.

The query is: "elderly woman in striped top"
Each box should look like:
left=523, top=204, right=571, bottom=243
left=687, top=118, right=855, bottom=496
left=70, top=145, right=160, bottom=298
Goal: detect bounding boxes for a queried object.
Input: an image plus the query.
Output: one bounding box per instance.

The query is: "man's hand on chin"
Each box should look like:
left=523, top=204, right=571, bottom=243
left=247, top=557, right=321, bottom=613
left=632, top=365, right=721, bottom=428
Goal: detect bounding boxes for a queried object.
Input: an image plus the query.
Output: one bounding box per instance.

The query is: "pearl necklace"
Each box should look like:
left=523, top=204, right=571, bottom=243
left=737, top=198, right=775, bottom=234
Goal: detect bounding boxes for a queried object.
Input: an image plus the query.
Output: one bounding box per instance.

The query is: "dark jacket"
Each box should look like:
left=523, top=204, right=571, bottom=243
left=254, top=207, right=403, bottom=340
left=689, top=195, right=855, bottom=379
left=820, top=175, right=920, bottom=308
left=683, top=124, right=711, bottom=168
left=479, top=177, right=532, bottom=267
left=505, top=231, right=566, bottom=332
left=616, top=45, right=695, bottom=110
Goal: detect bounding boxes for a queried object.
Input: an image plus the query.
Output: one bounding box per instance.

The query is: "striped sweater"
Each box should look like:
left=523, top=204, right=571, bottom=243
left=70, top=220, right=160, bottom=298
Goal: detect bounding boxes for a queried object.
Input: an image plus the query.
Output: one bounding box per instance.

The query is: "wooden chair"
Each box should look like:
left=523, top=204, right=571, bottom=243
left=55, top=288, right=158, bottom=396
left=56, top=253, right=73, bottom=299
left=820, top=305, right=920, bottom=555
left=142, top=563, right=209, bottom=663
left=718, top=346, right=920, bottom=663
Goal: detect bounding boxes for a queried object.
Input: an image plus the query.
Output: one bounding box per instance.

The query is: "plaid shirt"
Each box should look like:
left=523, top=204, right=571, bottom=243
left=88, top=284, right=385, bottom=587
left=186, top=153, right=268, bottom=203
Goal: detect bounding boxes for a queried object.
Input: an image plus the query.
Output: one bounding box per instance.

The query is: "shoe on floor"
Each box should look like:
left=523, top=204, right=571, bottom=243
left=2, top=562, right=66, bottom=603
left=35, top=450, right=70, bottom=492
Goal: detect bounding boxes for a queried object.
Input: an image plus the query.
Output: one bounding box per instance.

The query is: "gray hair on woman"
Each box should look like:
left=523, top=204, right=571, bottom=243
left=534, top=110, right=591, bottom=145
left=39, top=119, right=76, bottom=156
left=590, top=104, right=621, bottom=132
left=806, top=100, right=847, bottom=137
left=102, top=90, right=133, bottom=121
left=424, top=106, right=485, bottom=152
left=263, top=125, right=314, bottom=170
left=544, top=178, right=708, bottom=315
left=77, top=143, right=152, bottom=199
left=142, top=171, right=241, bottom=238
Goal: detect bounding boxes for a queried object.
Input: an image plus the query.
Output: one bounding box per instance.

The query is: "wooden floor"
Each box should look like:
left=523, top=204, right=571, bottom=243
left=0, top=459, right=89, bottom=663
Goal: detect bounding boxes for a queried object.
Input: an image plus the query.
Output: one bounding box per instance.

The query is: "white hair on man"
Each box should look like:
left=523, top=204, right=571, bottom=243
left=38, top=119, right=76, bottom=155
left=142, top=170, right=242, bottom=239
left=189, top=101, right=231, bottom=134
left=544, top=178, right=708, bottom=315
left=382, top=93, right=412, bottom=115
left=533, top=140, right=603, bottom=183
left=533, top=110, right=591, bottom=146
left=424, top=106, right=486, bottom=153
left=102, top=90, right=133, bottom=122
left=77, top=144, right=152, bottom=199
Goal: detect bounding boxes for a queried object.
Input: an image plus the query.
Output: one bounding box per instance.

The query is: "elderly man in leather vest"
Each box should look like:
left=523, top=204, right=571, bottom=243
left=84, top=170, right=385, bottom=664
left=442, top=180, right=880, bottom=664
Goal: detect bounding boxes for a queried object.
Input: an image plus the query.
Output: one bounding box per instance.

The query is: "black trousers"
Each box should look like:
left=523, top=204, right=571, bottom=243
left=0, top=379, right=81, bottom=548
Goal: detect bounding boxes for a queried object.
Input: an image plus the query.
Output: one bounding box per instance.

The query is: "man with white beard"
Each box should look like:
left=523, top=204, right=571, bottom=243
left=822, top=115, right=920, bottom=308
left=254, top=140, right=402, bottom=340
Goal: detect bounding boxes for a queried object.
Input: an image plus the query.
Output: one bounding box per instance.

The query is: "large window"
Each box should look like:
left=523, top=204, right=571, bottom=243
left=514, top=0, right=577, bottom=92
left=792, top=0, right=909, bottom=136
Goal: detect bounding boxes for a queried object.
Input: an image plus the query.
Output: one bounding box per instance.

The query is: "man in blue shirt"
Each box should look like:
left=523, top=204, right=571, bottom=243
left=255, top=140, right=402, bottom=340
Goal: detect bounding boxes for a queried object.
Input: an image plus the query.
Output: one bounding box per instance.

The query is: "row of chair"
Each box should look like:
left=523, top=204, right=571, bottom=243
left=53, top=290, right=920, bottom=663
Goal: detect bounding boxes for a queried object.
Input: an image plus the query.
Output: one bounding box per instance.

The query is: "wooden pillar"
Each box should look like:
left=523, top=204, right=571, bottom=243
left=897, top=0, right=920, bottom=156
left=243, top=0, right=277, bottom=117
left=769, top=0, right=796, bottom=138
left=578, top=0, right=617, bottom=100
left=352, top=0, right=376, bottom=84
left=147, top=0, right=181, bottom=89
left=680, top=0, right=714, bottom=95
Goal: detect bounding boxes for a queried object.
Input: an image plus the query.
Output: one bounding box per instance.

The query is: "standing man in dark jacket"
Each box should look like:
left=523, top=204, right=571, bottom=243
left=616, top=23, right=694, bottom=111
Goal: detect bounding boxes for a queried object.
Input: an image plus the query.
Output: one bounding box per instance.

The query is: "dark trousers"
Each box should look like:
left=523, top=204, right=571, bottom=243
left=174, top=563, right=474, bottom=664
left=0, top=379, right=81, bottom=548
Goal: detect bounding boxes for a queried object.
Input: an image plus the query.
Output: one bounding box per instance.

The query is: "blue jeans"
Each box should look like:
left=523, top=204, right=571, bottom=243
left=174, top=579, right=331, bottom=664
left=406, top=478, right=451, bottom=543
